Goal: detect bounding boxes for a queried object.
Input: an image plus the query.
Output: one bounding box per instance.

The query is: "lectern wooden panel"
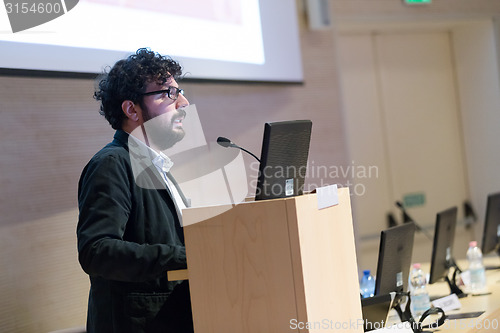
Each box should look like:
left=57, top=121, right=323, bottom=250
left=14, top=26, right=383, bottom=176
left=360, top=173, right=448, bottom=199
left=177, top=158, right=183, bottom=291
left=183, top=188, right=362, bottom=333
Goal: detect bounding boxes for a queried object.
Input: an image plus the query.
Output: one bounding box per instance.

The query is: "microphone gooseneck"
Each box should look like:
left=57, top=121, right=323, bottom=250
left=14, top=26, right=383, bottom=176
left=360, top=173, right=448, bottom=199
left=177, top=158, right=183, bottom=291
left=216, top=136, right=261, bottom=163
left=394, top=201, right=433, bottom=240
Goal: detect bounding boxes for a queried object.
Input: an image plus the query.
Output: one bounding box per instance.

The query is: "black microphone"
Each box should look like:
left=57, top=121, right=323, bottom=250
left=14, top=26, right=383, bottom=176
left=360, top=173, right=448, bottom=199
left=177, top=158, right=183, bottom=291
left=395, top=201, right=432, bottom=240
left=463, top=200, right=477, bottom=229
left=216, top=136, right=260, bottom=163
left=386, top=212, right=398, bottom=228
left=216, top=136, right=234, bottom=148
left=395, top=201, right=413, bottom=223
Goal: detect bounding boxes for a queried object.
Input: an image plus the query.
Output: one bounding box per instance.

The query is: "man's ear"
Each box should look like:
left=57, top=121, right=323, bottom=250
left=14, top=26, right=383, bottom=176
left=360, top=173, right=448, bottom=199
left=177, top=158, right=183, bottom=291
left=122, top=100, right=140, bottom=122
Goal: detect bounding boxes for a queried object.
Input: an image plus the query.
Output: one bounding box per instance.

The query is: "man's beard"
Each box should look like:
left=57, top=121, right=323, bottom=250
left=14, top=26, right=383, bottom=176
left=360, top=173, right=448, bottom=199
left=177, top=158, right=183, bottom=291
left=142, top=107, right=186, bottom=151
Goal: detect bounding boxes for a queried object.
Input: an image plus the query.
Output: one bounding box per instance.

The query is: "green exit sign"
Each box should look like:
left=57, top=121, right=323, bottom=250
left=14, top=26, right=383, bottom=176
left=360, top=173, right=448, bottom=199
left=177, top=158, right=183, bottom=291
left=404, top=0, right=432, bottom=4
left=403, top=192, right=426, bottom=208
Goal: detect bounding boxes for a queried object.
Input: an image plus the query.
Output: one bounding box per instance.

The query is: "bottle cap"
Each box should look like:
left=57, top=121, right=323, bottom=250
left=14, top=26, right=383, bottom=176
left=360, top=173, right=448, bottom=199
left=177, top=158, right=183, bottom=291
left=412, top=263, right=421, bottom=269
left=363, top=269, right=370, bottom=275
left=469, top=241, right=477, bottom=247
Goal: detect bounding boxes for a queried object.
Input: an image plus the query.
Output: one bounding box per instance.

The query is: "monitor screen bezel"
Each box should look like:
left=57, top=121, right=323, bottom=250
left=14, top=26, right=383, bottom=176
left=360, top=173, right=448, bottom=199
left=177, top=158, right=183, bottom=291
left=254, top=120, right=312, bottom=201
left=374, top=222, right=416, bottom=297
left=481, top=192, right=500, bottom=255
left=429, top=206, right=458, bottom=284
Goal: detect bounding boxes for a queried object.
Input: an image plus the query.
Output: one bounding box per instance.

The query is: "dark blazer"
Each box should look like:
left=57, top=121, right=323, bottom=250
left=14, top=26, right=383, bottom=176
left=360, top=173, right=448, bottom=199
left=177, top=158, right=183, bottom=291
left=77, top=130, right=193, bottom=333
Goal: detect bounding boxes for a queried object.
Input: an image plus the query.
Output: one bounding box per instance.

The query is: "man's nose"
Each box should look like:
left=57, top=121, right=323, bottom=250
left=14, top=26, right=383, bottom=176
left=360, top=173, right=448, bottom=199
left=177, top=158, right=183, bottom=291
left=176, top=92, right=189, bottom=109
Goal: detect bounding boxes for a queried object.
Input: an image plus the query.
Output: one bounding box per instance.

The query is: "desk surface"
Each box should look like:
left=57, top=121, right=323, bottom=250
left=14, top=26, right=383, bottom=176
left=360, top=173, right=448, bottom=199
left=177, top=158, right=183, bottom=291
left=172, top=256, right=500, bottom=332
left=386, top=256, right=500, bottom=332
left=436, top=262, right=500, bottom=333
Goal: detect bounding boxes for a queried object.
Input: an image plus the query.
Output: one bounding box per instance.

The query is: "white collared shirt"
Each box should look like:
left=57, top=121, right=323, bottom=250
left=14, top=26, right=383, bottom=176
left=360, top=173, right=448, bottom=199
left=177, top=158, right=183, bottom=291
left=151, top=151, right=187, bottom=220
left=128, top=134, right=187, bottom=225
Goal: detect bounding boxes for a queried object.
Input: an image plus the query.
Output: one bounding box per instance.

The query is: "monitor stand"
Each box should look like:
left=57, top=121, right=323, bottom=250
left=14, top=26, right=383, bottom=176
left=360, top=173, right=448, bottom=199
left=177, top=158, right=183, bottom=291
left=485, top=249, right=500, bottom=270
left=394, top=303, right=412, bottom=323
left=445, top=263, right=467, bottom=298
left=392, top=293, right=413, bottom=323
left=429, top=262, right=467, bottom=301
left=394, top=293, right=446, bottom=331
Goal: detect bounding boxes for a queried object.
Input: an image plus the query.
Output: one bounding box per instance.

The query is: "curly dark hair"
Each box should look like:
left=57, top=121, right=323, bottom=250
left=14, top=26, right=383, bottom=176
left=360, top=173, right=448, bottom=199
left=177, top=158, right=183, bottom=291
left=94, top=48, right=183, bottom=129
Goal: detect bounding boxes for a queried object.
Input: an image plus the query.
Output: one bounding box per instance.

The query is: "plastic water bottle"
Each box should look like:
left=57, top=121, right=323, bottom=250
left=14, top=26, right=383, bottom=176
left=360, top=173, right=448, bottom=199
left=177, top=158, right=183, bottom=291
left=360, top=269, right=375, bottom=298
left=409, top=263, right=431, bottom=319
left=466, top=241, right=486, bottom=292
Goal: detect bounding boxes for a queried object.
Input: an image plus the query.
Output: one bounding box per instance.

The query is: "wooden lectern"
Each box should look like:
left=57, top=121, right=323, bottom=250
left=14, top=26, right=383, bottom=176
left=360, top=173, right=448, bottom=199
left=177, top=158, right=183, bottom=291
left=180, top=187, right=363, bottom=333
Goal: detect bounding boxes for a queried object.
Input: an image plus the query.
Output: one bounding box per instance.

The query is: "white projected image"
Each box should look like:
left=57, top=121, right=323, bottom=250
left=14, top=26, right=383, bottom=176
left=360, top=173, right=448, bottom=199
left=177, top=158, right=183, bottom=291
left=0, top=0, right=303, bottom=82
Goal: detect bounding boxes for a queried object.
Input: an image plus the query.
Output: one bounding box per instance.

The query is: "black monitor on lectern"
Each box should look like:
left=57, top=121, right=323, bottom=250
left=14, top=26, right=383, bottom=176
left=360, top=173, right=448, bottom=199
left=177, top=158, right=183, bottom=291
left=255, top=120, right=312, bottom=201
left=374, top=222, right=416, bottom=306
left=428, top=207, right=466, bottom=297
left=481, top=192, right=500, bottom=256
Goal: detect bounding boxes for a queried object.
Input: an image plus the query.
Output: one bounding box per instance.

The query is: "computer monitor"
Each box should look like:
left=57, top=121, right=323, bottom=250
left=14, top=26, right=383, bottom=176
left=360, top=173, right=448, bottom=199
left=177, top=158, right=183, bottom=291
left=428, top=207, right=466, bottom=298
left=481, top=192, right=500, bottom=256
left=255, top=120, right=312, bottom=201
left=374, top=222, right=416, bottom=302
left=361, top=293, right=395, bottom=332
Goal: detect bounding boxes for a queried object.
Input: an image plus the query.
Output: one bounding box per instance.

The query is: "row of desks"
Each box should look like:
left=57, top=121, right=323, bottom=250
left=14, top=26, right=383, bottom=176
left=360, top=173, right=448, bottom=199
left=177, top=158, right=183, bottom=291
left=386, top=256, right=500, bottom=332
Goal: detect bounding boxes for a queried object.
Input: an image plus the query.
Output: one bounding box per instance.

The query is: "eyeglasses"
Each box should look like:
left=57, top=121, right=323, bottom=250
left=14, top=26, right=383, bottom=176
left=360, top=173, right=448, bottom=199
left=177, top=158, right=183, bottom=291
left=141, top=86, right=184, bottom=101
